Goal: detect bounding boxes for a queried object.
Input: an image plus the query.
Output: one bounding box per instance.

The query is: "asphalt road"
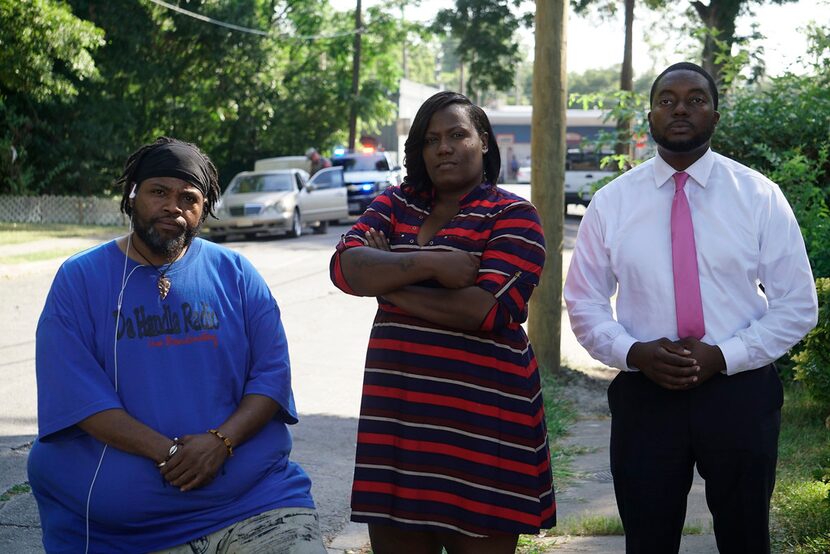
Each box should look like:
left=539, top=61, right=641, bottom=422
left=0, top=204, right=587, bottom=552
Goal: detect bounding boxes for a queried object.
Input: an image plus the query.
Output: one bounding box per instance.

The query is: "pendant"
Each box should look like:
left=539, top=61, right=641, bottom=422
left=157, top=276, right=171, bottom=300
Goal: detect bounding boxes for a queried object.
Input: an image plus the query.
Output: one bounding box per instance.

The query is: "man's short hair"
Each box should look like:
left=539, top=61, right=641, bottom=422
left=305, top=148, right=317, bottom=157
left=650, top=62, right=719, bottom=111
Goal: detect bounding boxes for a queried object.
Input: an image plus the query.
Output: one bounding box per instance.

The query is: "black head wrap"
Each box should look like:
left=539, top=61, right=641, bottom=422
left=132, top=141, right=212, bottom=196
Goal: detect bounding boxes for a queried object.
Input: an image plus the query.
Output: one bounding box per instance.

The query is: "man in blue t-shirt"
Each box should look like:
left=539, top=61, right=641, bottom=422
left=29, top=137, right=327, bottom=553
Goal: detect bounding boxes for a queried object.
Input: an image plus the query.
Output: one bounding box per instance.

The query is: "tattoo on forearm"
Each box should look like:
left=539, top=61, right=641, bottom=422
left=354, top=252, right=415, bottom=272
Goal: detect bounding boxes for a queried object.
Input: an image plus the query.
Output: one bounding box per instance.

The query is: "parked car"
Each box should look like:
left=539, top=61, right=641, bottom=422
left=330, top=149, right=402, bottom=215
left=203, top=167, right=347, bottom=241
left=513, top=152, right=615, bottom=207
left=564, top=150, right=615, bottom=207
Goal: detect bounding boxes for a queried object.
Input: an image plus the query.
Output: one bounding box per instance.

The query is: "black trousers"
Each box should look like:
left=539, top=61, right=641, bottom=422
left=608, top=365, right=782, bottom=554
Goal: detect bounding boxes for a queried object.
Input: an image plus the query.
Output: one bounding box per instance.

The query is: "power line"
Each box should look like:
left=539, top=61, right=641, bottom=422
left=145, top=0, right=363, bottom=40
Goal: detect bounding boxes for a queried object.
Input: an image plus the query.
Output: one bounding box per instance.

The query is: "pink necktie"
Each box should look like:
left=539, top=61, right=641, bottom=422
left=671, top=172, right=705, bottom=339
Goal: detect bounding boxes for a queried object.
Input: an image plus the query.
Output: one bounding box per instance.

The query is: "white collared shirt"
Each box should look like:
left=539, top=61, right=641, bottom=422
left=563, top=149, right=818, bottom=375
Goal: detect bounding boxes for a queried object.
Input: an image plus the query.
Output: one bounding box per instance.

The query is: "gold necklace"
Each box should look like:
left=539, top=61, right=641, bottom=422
left=131, top=243, right=176, bottom=300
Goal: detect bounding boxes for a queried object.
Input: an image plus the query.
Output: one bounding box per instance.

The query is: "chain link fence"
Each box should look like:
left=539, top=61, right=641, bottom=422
left=0, top=195, right=126, bottom=226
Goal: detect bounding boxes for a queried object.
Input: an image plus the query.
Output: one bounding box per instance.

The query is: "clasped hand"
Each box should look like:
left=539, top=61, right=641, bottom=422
left=364, top=227, right=479, bottom=289
left=159, top=433, right=229, bottom=492
left=627, top=337, right=726, bottom=390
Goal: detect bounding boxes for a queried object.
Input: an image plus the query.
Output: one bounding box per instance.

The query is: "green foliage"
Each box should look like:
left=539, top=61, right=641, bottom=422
left=432, top=0, right=528, bottom=99
left=712, top=32, right=830, bottom=279
left=0, top=0, right=105, bottom=195
left=772, top=384, right=830, bottom=553
left=1, top=0, right=405, bottom=195
left=0, top=0, right=104, bottom=101
left=569, top=89, right=651, bottom=173
left=793, top=279, right=830, bottom=409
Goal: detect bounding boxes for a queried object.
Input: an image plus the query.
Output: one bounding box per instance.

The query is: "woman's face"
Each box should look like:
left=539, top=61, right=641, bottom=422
left=422, top=103, right=488, bottom=194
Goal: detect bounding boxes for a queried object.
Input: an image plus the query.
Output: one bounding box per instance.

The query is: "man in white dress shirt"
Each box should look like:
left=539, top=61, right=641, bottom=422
left=564, top=62, right=818, bottom=553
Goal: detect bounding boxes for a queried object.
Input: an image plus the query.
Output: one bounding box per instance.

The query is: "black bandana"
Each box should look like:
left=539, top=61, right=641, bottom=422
left=133, top=141, right=211, bottom=196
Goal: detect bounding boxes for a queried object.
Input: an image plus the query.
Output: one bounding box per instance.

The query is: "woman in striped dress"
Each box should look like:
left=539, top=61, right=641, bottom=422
left=329, top=91, right=555, bottom=553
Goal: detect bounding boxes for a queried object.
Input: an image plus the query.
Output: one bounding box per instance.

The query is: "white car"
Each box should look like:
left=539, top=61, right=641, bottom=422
left=513, top=152, right=615, bottom=207
left=204, top=167, right=347, bottom=241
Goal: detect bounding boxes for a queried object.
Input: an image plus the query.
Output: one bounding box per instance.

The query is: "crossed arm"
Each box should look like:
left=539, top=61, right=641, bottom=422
left=78, top=394, right=278, bottom=492
left=339, top=228, right=497, bottom=331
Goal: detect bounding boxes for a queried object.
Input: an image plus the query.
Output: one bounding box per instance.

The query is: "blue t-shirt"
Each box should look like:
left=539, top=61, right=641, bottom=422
left=28, top=238, right=315, bottom=553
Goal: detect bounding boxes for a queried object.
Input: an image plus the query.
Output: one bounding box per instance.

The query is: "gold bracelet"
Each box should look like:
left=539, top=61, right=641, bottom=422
left=208, top=429, right=233, bottom=457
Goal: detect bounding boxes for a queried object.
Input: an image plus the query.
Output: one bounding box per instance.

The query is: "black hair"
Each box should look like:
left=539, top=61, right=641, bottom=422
left=117, top=136, right=221, bottom=222
left=402, top=91, right=500, bottom=198
left=649, top=62, right=719, bottom=111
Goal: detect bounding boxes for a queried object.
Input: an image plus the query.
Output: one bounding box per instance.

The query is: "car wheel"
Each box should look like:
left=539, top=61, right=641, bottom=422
left=312, top=220, right=328, bottom=234
left=287, top=209, right=302, bottom=238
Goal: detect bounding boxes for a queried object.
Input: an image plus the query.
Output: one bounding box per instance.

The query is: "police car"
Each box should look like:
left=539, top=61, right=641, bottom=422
left=330, top=148, right=402, bottom=215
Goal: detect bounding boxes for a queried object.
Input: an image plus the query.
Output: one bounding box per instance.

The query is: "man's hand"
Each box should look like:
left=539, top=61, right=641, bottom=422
left=160, top=433, right=229, bottom=492
left=627, top=338, right=700, bottom=390
left=677, top=337, right=726, bottom=386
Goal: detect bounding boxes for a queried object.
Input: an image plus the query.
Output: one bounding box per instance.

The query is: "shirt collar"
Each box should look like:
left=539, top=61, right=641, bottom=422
left=653, top=148, right=715, bottom=189
left=428, top=181, right=493, bottom=208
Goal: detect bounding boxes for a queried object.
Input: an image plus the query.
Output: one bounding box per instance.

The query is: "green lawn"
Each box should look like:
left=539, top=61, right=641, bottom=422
left=0, top=222, right=123, bottom=246
left=771, top=384, right=830, bottom=553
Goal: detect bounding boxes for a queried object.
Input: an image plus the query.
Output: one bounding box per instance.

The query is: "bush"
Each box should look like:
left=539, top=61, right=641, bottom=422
left=793, top=278, right=830, bottom=410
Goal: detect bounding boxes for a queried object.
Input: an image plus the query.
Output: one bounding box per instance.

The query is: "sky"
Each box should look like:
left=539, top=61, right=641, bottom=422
left=330, top=0, right=830, bottom=78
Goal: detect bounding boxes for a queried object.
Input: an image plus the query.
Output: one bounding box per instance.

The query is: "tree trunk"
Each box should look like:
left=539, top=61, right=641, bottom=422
left=692, top=0, right=742, bottom=88
left=615, top=0, right=635, bottom=157
left=528, top=0, right=567, bottom=375
left=348, top=0, right=362, bottom=151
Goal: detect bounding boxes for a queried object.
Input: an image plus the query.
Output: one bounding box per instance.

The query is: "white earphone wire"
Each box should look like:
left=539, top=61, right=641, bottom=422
left=85, top=221, right=137, bottom=554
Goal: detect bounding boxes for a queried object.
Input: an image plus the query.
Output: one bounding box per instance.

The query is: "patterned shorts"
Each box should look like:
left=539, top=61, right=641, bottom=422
left=151, top=507, right=327, bottom=554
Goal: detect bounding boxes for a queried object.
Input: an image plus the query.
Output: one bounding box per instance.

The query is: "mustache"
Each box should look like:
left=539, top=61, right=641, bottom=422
left=152, top=217, right=186, bottom=230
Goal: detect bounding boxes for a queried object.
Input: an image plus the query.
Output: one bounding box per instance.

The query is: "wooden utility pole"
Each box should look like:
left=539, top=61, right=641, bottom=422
left=528, top=0, right=567, bottom=374
left=348, top=0, right=362, bottom=151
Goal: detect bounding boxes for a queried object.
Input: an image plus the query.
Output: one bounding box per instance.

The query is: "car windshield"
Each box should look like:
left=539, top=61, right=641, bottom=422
left=232, top=174, right=293, bottom=193
left=331, top=154, right=389, bottom=172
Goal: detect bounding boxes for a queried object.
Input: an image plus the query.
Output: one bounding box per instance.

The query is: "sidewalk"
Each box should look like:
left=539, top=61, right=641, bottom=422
left=539, top=413, right=717, bottom=553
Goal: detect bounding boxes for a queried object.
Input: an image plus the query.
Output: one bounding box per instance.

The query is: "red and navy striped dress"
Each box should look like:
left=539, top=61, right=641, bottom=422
left=330, top=182, right=555, bottom=537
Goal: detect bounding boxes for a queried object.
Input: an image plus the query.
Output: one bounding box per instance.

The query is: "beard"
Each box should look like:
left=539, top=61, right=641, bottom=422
left=650, top=120, right=716, bottom=153
left=132, top=210, right=200, bottom=260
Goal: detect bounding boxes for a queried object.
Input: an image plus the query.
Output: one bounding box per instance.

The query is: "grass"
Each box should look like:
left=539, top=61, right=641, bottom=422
left=0, top=247, right=89, bottom=265
left=771, top=383, right=830, bottom=553
left=534, top=514, right=703, bottom=539
left=0, top=482, right=31, bottom=502
left=0, top=222, right=122, bottom=245
left=539, top=369, right=580, bottom=482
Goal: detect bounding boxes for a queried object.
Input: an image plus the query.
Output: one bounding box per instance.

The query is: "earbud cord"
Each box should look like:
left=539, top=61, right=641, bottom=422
left=85, top=225, right=138, bottom=554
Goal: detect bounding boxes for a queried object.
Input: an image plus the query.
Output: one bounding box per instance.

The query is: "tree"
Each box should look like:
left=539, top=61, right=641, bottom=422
left=0, top=0, right=104, bottom=194
left=432, top=0, right=531, bottom=101
left=1, top=0, right=403, bottom=195
left=571, top=0, right=664, bottom=155
left=688, top=0, right=796, bottom=86
left=528, top=0, right=568, bottom=374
